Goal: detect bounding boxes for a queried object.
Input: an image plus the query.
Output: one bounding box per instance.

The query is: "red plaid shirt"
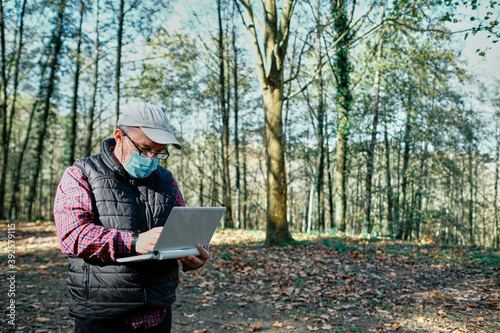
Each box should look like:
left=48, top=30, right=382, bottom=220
left=54, top=166, right=185, bottom=329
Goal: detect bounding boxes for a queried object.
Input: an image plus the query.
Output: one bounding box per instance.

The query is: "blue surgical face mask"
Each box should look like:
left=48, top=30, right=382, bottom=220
left=123, top=148, right=159, bottom=179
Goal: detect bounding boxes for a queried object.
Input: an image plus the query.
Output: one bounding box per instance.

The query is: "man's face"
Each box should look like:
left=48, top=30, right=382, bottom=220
left=114, top=127, right=168, bottom=165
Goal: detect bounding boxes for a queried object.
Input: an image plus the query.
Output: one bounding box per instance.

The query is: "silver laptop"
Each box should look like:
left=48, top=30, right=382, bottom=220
left=116, top=207, right=226, bottom=263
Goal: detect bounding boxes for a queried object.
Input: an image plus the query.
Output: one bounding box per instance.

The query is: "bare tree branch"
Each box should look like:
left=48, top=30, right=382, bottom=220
left=235, top=0, right=267, bottom=87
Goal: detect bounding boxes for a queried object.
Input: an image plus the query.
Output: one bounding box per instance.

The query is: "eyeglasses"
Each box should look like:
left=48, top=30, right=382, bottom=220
left=122, top=131, right=170, bottom=160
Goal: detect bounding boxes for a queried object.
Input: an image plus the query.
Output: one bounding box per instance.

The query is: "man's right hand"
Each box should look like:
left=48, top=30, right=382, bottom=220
left=135, top=227, right=163, bottom=254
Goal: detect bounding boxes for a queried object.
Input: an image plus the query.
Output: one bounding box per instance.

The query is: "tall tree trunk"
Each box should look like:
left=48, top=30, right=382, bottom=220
left=27, top=0, right=66, bottom=221
left=326, top=124, right=334, bottom=231
left=307, top=184, right=314, bottom=233
left=197, top=146, right=205, bottom=206
left=459, top=155, right=465, bottom=233
left=238, top=0, right=294, bottom=245
left=242, top=134, right=248, bottom=229
left=48, top=147, right=56, bottom=217
left=363, top=25, right=384, bottom=235
left=494, top=139, right=499, bottom=248
left=0, top=0, right=8, bottom=218
left=378, top=175, right=383, bottom=234
left=481, top=171, right=486, bottom=246
left=218, top=0, right=233, bottom=228
left=468, top=142, right=474, bottom=245
left=446, top=169, right=454, bottom=243
left=383, top=106, right=395, bottom=237
left=302, top=187, right=309, bottom=233
left=399, top=93, right=412, bottom=240
left=115, top=0, right=124, bottom=128
left=211, top=132, right=219, bottom=207
left=354, top=160, right=362, bottom=234
left=263, top=87, right=292, bottom=244
left=84, top=0, right=100, bottom=157
left=333, top=1, right=352, bottom=233
left=232, top=24, right=241, bottom=228
left=199, top=165, right=204, bottom=206
left=415, top=143, right=428, bottom=240
left=395, top=136, right=401, bottom=234
left=69, top=0, right=84, bottom=164
left=316, top=0, right=325, bottom=232
left=474, top=157, right=479, bottom=245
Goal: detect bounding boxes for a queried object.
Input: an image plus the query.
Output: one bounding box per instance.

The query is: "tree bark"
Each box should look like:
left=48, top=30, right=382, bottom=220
left=232, top=23, right=241, bottom=228
left=263, top=85, right=292, bottom=244
left=218, top=0, right=233, bottom=228
left=198, top=147, right=204, bottom=206
left=494, top=140, right=499, bottom=248
left=307, top=184, right=314, bottom=233
left=355, top=158, right=362, bottom=233
left=211, top=132, right=219, bottom=207
left=468, top=138, right=474, bottom=246
left=416, top=135, right=429, bottom=240
left=242, top=134, right=248, bottom=229
left=27, top=0, right=66, bottom=220
left=0, top=0, right=8, bottom=218
left=400, top=103, right=412, bottom=240
left=84, top=0, right=100, bottom=157
left=316, top=0, right=325, bottom=232
left=326, top=126, right=334, bottom=231
left=395, top=136, right=401, bottom=233
left=69, top=0, right=84, bottom=164
left=332, top=0, right=352, bottom=233
left=115, top=0, right=125, bottom=128
left=384, top=113, right=394, bottom=237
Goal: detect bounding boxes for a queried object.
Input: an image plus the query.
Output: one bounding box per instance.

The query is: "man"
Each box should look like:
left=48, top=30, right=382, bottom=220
left=54, top=102, right=208, bottom=332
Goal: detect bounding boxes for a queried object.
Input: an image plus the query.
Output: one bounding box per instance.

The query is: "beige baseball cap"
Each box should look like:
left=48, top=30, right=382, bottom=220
left=117, top=102, right=182, bottom=150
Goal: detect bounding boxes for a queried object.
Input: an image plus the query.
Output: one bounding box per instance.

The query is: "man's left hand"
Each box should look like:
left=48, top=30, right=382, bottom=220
left=180, top=244, right=209, bottom=272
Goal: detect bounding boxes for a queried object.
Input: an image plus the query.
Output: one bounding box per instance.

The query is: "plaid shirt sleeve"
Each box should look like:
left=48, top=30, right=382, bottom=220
left=172, top=177, right=186, bottom=207
left=53, top=166, right=133, bottom=262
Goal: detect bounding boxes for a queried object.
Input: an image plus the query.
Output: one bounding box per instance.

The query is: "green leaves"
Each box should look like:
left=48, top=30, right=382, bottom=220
left=440, top=12, right=452, bottom=22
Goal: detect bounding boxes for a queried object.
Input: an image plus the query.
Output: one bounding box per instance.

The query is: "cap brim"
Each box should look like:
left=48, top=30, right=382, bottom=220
left=141, top=127, right=182, bottom=150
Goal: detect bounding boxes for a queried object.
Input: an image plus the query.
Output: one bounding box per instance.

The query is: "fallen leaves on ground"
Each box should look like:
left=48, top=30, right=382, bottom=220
left=1, top=222, right=499, bottom=332
left=248, top=322, right=262, bottom=331
left=178, top=229, right=500, bottom=332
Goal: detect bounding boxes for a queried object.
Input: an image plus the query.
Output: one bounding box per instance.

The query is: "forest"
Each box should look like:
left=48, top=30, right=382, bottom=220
left=0, top=0, right=499, bottom=248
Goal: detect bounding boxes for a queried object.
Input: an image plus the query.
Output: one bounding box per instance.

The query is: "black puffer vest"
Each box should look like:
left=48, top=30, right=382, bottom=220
left=67, top=138, right=179, bottom=320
